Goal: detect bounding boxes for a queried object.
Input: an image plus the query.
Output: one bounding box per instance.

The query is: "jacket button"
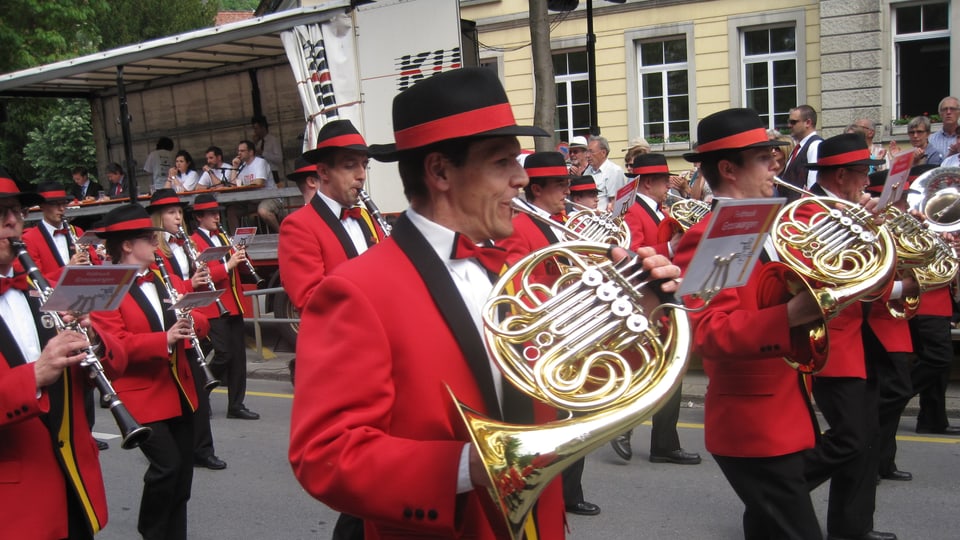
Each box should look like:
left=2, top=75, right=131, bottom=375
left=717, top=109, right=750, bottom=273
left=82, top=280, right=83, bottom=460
left=402, top=508, right=413, bottom=519
left=6, top=412, right=12, bottom=419
left=427, top=509, right=438, bottom=521
left=21, top=405, right=28, bottom=412
left=415, top=509, right=425, bottom=520
left=59, top=440, right=65, bottom=448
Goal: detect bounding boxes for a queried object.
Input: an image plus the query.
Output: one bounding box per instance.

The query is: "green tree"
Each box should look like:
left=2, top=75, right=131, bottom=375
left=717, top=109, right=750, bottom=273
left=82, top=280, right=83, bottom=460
left=220, top=0, right=258, bottom=10
left=23, top=100, right=98, bottom=185
left=95, top=0, right=219, bottom=49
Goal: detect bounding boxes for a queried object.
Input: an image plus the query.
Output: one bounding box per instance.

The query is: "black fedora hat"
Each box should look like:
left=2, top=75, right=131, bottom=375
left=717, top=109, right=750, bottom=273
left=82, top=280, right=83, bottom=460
left=866, top=164, right=938, bottom=194
left=302, top=119, right=370, bottom=163
left=626, top=153, right=673, bottom=178
left=523, top=151, right=577, bottom=180
left=372, top=67, right=549, bottom=162
left=35, top=181, right=73, bottom=204
left=145, top=188, right=185, bottom=213
left=94, top=204, right=163, bottom=237
left=286, top=157, right=318, bottom=184
left=0, top=175, right=43, bottom=207
left=683, top=108, right=786, bottom=162
left=570, top=175, right=598, bottom=193
left=192, top=193, right=221, bottom=213
left=807, top=133, right=885, bottom=170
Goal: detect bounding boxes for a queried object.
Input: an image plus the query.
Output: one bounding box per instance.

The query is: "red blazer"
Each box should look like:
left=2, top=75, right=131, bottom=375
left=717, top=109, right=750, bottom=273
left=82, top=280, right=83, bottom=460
left=289, top=214, right=564, bottom=540
left=0, top=294, right=126, bottom=538
left=192, top=228, right=244, bottom=318
left=278, top=196, right=384, bottom=312
left=916, top=285, right=953, bottom=317
left=674, top=217, right=817, bottom=457
left=623, top=198, right=671, bottom=255
left=21, top=221, right=100, bottom=283
left=866, top=296, right=913, bottom=354
left=90, top=271, right=208, bottom=424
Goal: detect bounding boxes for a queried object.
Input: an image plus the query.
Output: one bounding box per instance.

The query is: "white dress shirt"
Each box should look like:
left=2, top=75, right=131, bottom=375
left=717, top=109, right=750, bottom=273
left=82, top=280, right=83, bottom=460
left=0, top=270, right=42, bottom=363
left=40, top=219, right=71, bottom=264
left=317, top=192, right=370, bottom=256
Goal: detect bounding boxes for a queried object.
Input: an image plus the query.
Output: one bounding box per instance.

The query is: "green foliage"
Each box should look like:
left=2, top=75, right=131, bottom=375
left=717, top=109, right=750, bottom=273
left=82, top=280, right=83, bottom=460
left=220, top=0, right=259, bottom=10
left=0, top=0, right=106, bottom=73
left=22, top=100, right=98, bottom=184
left=95, top=0, right=219, bottom=49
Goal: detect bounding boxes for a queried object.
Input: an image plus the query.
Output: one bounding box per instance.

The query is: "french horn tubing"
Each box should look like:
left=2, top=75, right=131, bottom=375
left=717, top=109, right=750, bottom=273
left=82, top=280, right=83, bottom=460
left=908, top=166, right=960, bottom=232
left=513, top=197, right=631, bottom=247
left=452, top=242, right=690, bottom=539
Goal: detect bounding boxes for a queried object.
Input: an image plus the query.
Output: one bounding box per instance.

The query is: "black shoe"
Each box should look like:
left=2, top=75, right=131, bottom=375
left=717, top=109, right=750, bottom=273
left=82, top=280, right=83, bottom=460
left=227, top=407, right=260, bottom=420
left=95, top=439, right=109, bottom=451
left=194, top=455, right=227, bottom=470
left=879, top=469, right=912, bottom=481
left=565, top=501, right=601, bottom=516
left=916, top=425, right=960, bottom=435
left=827, top=531, right=897, bottom=540
left=610, top=433, right=632, bottom=461
left=650, top=449, right=701, bottom=465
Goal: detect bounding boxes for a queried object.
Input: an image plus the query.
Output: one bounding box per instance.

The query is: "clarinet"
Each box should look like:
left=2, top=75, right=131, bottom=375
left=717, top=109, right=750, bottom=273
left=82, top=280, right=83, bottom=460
left=11, top=241, right=152, bottom=449
left=216, top=223, right=265, bottom=287
left=153, top=255, right=220, bottom=390
left=177, top=226, right=230, bottom=317
left=358, top=188, right=392, bottom=237
left=61, top=217, right=91, bottom=265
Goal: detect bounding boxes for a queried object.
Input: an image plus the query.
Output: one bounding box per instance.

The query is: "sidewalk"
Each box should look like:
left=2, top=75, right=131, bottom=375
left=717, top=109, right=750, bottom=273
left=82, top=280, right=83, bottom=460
left=245, top=344, right=960, bottom=417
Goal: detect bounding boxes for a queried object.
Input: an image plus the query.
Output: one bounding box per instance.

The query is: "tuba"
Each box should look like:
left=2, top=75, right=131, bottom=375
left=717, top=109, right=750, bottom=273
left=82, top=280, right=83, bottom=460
left=768, top=178, right=897, bottom=372
left=453, top=242, right=690, bottom=539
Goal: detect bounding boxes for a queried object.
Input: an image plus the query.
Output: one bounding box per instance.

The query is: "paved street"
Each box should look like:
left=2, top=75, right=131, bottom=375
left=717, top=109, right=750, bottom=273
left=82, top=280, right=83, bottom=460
left=92, top=376, right=960, bottom=540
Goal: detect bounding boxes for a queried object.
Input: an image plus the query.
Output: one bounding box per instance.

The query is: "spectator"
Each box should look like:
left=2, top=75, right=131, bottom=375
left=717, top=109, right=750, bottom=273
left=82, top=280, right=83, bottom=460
left=585, top=135, right=627, bottom=210
left=69, top=166, right=103, bottom=202
left=144, top=137, right=175, bottom=192
left=105, top=162, right=130, bottom=199
left=164, top=150, right=200, bottom=193
left=928, top=96, right=960, bottom=160
left=252, top=115, right=283, bottom=183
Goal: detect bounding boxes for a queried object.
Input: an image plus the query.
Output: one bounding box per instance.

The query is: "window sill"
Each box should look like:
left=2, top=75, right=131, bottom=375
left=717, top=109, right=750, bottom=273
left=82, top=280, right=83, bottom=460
left=648, top=141, right=693, bottom=156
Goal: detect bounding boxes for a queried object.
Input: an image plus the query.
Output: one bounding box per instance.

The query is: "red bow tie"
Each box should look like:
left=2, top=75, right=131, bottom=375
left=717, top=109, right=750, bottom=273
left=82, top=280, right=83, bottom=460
left=550, top=211, right=567, bottom=224
left=136, top=273, right=155, bottom=286
left=169, top=236, right=185, bottom=246
left=54, top=228, right=70, bottom=236
left=340, top=207, right=364, bottom=221
left=451, top=233, right=508, bottom=275
left=0, top=273, right=29, bottom=294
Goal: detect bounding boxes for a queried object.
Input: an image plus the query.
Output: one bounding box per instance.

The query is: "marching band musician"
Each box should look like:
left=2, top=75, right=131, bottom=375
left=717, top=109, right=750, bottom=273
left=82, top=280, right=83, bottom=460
left=0, top=177, right=126, bottom=539
left=288, top=66, right=681, bottom=540
left=190, top=194, right=260, bottom=421
left=146, top=189, right=225, bottom=471
left=801, top=133, right=903, bottom=540
left=567, top=175, right=599, bottom=211
left=672, top=108, right=825, bottom=540
left=610, top=154, right=701, bottom=468
left=278, top=119, right=384, bottom=314
left=89, top=203, right=210, bottom=540
left=21, top=181, right=100, bottom=282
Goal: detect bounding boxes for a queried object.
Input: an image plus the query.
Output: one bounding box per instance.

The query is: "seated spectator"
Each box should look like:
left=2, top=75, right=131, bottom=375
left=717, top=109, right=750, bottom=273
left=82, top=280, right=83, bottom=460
left=70, top=166, right=103, bottom=202
left=164, top=150, right=201, bottom=193
left=105, top=162, right=130, bottom=199
left=229, top=140, right=285, bottom=232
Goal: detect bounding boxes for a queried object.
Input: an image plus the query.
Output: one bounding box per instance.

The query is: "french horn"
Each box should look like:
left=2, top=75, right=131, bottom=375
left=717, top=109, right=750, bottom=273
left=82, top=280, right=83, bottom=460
left=513, top=198, right=631, bottom=247
left=452, top=242, right=690, bottom=539
left=908, top=166, right=960, bottom=232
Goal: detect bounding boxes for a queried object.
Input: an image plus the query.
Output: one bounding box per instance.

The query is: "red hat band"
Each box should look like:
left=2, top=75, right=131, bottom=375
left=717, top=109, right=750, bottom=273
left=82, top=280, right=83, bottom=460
left=102, top=218, right=155, bottom=233
left=632, top=165, right=670, bottom=176
left=151, top=196, right=181, bottom=207
left=394, top=103, right=517, bottom=151
left=193, top=201, right=220, bottom=211
left=696, top=127, right=769, bottom=153
left=816, top=149, right=872, bottom=167
left=316, top=133, right=367, bottom=151
left=39, top=190, right=69, bottom=200
left=525, top=165, right=570, bottom=178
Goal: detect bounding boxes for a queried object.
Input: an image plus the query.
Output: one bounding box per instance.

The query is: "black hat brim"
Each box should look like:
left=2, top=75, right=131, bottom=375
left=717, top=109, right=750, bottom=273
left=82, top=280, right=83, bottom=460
left=682, top=139, right=787, bottom=163
left=1, top=192, right=45, bottom=207
left=370, top=125, right=550, bottom=162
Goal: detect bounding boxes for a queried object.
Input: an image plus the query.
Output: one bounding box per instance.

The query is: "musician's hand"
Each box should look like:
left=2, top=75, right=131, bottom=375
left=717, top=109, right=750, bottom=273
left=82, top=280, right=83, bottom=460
left=787, top=290, right=822, bottom=327
left=166, top=318, right=193, bottom=346
left=34, top=330, right=90, bottom=389
left=609, top=246, right=681, bottom=294
left=226, top=247, right=246, bottom=271
left=68, top=249, right=90, bottom=265
left=900, top=275, right=920, bottom=298
left=191, top=267, right=211, bottom=289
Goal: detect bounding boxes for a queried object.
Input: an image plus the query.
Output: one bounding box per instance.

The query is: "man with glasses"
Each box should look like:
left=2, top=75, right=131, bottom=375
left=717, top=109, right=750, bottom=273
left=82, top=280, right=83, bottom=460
left=585, top=135, right=626, bottom=210
left=782, top=105, right=823, bottom=201
left=928, top=96, right=960, bottom=161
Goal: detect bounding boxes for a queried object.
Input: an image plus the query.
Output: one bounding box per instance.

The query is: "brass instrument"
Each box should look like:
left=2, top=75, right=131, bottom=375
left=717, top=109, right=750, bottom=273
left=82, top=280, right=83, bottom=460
left=456, top=242, right=690, bottom=539
left=908, top=166, right=960, bottom=232
left=153, top=254, right=220, bottom=390
left=358, top=188, right=392, bottom=237
left=216, top=223, right=266, bottom=288
left=513, top=198, right=630, bottom=246
left=12, top=241, right=152, bottom=449
left=178, top=225, right=230, bottom=318
left=664, top=193, right=711, bottom=232
left=769, top=178, right=897, bottom=372
left=62, top=217, right=91, bottom=265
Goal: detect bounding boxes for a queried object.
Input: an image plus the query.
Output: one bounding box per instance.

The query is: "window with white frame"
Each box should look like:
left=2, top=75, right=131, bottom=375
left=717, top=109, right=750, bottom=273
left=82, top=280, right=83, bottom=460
left=553, top=51, right=591, bottom=141
left=893, top=1, right=949, bottom=120
left=637, top=37, right=690, bottom=143
left=741, top=25, right=797, bottom=130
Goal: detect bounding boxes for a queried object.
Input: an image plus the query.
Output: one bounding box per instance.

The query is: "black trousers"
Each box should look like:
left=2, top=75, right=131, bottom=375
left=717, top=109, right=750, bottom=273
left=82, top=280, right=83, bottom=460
left=209, top=314, right=248, bottom=412
left=715, top=452, right=822, bottom=540
left=862, top=326, right=913, bottom=475
left=909, top=315, right=954, bottom=430
left=804, top=376, right=877, bottom=537
left=188, top=348, right=216, bottom=460
left=650, top=384, right=682, bottom=455
left=138, top=412, right=194, bottom=540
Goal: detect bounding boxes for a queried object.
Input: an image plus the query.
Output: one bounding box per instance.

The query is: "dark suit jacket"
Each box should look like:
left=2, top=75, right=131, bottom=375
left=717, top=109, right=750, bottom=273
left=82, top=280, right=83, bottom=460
left=107, top=177, right=130, bottom=199
left=70, top=180, right=104, bottom=201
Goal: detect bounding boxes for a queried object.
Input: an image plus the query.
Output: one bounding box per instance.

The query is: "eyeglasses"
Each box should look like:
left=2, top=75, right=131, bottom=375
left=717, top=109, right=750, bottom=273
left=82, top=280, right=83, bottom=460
left=787, top=119, right=800, bottom=125
left=842, top=166, right=870, bottom=176
left=940, top=107, right=960, bottom=113
left=908, top=130, right=928, bottom=135
left=0, top=204, right=28, bottom=220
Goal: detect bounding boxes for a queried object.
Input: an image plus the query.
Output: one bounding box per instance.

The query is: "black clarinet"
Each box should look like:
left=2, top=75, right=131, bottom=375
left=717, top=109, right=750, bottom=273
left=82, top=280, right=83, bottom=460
left=177, top=226, right=230, bottom=317
left=153, top=254, right=220, bottom=390
left=358, top=188, right=392, bottom=237
left=12, top=241, right=151, bottom=450
left=216, top=223, right=265, bottom=287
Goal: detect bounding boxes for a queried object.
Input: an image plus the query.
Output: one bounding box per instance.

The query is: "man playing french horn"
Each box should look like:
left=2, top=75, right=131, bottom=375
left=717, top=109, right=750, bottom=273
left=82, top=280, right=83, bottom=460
left=672, top=108, right=826, bottom=540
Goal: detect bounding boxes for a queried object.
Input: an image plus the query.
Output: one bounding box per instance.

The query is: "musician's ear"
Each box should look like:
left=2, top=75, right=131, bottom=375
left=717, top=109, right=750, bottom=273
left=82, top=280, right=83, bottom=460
left=423, top=152, right=451, bottom=193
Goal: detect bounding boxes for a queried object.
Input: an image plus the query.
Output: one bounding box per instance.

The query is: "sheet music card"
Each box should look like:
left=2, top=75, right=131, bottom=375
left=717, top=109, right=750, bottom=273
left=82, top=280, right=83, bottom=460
left=197, top=246, right=232, bottom=263
left=43, top=264, right=141, bottom=312
left=611, top=179, right=639, bottom=217
left=76, top=231, right=104, bottom=246
left=169, top=290, right=224, bottom=311
left=677, top=198, right=785, bottom=299
left=876, top=149, right=914, bottom=208
left=232, top=226, right=257, bottom=246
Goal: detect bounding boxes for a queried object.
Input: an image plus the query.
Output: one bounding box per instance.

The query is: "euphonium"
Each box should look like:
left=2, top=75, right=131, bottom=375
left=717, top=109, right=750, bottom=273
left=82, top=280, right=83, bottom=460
left=768, top=178, right=897, bottom=372
left=454, top=242, right=690, bottom=539
left=878, top=205, right=943, bottom=319
left=512, top=198, right=630, bottom=247
left=12, top=241, right=152, bottom=449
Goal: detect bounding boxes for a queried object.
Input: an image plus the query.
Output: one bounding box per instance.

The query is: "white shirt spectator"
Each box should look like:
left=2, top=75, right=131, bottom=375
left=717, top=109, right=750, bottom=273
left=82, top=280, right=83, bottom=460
left=236, top=156, right=274, bottom=188
left=587, top=158, right=626, bottom=209
left=144, top=149, right=174, bottom=190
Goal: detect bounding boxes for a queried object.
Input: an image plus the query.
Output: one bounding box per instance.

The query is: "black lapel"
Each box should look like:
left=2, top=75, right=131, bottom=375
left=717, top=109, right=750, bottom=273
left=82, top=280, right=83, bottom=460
left=195, top=229, right=214, bottom=248
left=0, top=303, right=27, bottom=368
left=311, top=195, right=359, bottom=259
left=40, top=224, right=69, bottom=267
left=526, top=213, right=561, bottom=245
left=637, top=196, right=662, bottom=225
left=129, top=280, right=166, bottom=332
left=166, top=250, right=188, bottom=280
left=810, top=183, right=827, bottom=197
left=391, top=214, right=503, bottom=420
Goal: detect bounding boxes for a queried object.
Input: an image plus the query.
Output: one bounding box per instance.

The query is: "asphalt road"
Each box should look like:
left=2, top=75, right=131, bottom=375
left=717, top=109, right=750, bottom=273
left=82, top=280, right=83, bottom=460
left=92, top=378, right=960, bottom=539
